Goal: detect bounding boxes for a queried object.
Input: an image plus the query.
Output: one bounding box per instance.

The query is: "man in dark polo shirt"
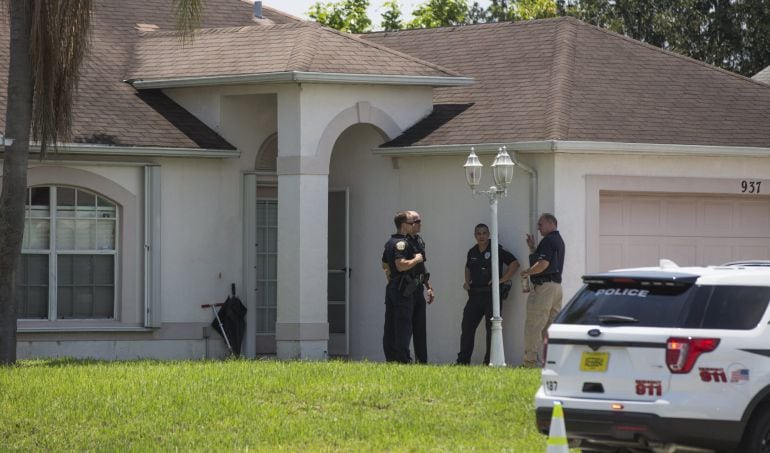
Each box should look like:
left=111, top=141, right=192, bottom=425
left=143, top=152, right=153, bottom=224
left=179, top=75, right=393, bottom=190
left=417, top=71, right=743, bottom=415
left=520, top=213, right=565, bottom=367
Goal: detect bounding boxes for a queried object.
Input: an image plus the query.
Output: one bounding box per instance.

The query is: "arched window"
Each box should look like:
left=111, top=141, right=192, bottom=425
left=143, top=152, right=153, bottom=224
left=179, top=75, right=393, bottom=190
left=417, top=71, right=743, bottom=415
left=16, top=186, right=118, bottom=319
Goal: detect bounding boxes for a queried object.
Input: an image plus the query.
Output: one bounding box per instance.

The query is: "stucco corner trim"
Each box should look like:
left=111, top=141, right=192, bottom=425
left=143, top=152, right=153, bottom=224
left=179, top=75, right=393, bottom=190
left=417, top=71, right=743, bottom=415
left=275, top=322, right=330, bottom=341
left=276, top=156, right=329, bottom=175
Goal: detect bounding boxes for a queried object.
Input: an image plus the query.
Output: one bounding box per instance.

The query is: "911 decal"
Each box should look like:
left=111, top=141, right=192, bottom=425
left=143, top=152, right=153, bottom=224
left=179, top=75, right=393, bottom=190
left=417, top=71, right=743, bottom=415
left=699, top=366, right=750, bottom=384
left=635, top=380, right=662, bottom=396
left=699, top=367, right=727, bottom=383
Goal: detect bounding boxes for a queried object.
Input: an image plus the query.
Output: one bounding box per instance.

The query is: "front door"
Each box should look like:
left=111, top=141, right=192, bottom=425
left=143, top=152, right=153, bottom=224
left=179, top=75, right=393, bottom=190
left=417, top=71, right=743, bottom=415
left=327, top=188, right=350, bottom=356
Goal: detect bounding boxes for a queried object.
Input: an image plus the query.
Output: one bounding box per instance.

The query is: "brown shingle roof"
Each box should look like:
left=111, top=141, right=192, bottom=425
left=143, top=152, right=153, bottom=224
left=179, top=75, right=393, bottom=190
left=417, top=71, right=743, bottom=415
left=364, top=17, right=770, bottom=148
left=127, top=21, right=461, bottom=83
left=0, top=0, right=300, bottom=150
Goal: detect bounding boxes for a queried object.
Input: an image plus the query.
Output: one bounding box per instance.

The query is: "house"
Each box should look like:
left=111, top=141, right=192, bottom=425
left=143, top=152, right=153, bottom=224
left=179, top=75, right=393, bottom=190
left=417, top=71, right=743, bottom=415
left=754, top=66, right=770, bottom=85
left=2, top=0, right=770, bottom=364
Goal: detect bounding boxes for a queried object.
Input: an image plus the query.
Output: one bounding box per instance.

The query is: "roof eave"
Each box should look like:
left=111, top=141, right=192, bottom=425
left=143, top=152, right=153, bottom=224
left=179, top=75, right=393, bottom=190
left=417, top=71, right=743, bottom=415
left=127, top=71, right=474, bottom=89
left=374, top=140, right=770, bottom=157
left=0, top=142, right=240, bottom=158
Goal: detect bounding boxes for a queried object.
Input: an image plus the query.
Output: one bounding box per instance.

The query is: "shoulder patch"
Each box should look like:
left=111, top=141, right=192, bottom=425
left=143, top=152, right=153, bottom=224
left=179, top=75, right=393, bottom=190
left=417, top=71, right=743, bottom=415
left=396, top=241, right=407, bottom=251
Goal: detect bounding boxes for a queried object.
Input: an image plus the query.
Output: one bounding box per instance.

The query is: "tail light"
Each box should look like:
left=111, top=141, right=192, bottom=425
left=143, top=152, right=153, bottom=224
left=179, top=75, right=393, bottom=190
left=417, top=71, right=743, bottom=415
left=543, top=332, right=549, bottom=366
left=666, top=337, right=720, bottom=373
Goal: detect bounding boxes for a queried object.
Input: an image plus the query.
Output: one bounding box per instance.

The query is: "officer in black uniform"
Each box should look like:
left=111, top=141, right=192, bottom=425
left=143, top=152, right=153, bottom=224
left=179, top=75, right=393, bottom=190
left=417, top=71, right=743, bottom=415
left=382, top=211, right=425, bottom=363
left=456, top=223, right=519, bottom=365
left=406, top=211, right=434, bottom=364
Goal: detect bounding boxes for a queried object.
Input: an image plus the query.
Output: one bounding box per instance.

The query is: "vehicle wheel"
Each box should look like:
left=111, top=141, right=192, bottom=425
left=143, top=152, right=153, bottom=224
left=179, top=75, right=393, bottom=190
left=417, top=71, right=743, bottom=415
left=739, top=404, right=770, bottom=453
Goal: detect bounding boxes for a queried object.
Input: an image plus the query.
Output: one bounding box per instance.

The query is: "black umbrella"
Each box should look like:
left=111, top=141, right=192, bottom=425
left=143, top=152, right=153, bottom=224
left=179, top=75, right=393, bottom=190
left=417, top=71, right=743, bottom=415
left=209, top=283, right=247, bottom=356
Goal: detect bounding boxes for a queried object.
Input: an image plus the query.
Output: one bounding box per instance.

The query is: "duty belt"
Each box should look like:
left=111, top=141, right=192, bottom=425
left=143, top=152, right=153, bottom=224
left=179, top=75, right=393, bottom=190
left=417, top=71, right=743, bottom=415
left=531, top=274, right=560, bottom=285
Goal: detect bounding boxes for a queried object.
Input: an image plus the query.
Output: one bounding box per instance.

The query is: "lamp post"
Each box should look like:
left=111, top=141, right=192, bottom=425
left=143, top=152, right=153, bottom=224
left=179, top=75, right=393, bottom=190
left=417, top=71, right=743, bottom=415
left=463, top=146, right=515, bottom=367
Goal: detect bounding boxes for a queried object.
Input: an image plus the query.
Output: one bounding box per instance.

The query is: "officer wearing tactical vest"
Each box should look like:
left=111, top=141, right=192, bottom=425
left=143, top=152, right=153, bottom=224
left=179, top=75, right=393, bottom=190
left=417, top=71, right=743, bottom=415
left=382, top=211, right=424, bottom=363
left=406, top=210, right=434, bottom=364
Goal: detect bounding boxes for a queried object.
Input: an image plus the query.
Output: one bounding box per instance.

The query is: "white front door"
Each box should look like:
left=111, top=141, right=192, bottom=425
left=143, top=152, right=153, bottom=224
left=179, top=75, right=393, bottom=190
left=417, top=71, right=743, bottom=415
left=328, top=188, right=350, bottom=356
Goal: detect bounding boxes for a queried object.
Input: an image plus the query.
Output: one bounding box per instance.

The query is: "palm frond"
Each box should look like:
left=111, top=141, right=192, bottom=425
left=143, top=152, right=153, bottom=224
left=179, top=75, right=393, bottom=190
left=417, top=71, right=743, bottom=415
left=28, top=0, right=92, bottom=156
left=174, top=0, right=206, bottom=44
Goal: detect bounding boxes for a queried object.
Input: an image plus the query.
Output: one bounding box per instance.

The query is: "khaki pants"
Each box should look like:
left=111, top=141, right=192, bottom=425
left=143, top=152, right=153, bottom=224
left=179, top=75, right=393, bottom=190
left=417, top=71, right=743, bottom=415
left=523, top=281, right=563, bottom=366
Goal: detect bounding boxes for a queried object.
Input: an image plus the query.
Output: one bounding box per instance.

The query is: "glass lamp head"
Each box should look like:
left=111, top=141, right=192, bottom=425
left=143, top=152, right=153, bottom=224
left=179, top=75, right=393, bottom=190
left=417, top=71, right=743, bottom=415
left=464, top=147, right=483, bottom=189
left=491, top=146, right=515, bottom=188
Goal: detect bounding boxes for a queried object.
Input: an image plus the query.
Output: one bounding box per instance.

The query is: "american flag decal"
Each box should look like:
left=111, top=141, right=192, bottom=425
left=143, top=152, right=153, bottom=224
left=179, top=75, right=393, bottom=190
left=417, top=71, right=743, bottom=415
left=730, top=369, right=750, bottom=383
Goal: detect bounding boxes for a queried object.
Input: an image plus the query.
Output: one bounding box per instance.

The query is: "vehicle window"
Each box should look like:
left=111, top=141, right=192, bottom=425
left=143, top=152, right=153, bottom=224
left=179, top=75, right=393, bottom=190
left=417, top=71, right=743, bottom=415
left=556, top=283, right=694, bottom=327
left=558, top=283, right=770, bottom=329
left=698, top=286, right=770, bottom=330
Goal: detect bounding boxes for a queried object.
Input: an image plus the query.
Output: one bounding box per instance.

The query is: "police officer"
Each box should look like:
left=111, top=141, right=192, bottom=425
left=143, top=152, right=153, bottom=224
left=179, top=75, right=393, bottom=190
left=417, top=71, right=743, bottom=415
left=456, top=223, right=519, bottom=365
left=406, top=211, right=434, bottom=364
left=382, top=211, right=424, bottom=363
left=520, top=213, right=565, bottom=367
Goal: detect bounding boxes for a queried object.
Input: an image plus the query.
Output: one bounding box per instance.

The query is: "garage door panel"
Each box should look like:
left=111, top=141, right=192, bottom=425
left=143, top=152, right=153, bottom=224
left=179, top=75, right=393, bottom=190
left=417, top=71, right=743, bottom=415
left=664, top=200, right=697, bottom=235
left=626, top=238, right=663, bottom=268
left=735, top=201, right=770, bottom=236
left=599, top=239, right=625, bottom=271
left=700, top=200, right=734, bottom=235
left=663, top=242, right=697, bottom=267
left=599, top=197, right=625, bottom=235
left=732, top=244, right=770, bottom=261
left=698, top=243, right=733, bottom=265
left=600, top=193, right=770, bottom=270
left=627, top=198, right=662, bottom=235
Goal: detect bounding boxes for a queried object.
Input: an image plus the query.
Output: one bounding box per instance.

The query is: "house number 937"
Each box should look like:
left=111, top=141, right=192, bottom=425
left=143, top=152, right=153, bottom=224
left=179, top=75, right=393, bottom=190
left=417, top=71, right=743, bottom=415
left=741, top=180, right=761, bottom=194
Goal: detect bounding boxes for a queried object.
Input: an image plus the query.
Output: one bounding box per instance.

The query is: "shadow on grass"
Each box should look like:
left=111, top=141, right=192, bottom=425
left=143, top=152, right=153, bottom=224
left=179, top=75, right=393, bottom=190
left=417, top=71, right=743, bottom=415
left=14, top=357, right=106, bottom=368
left=13, top=355, right=268, bottom=368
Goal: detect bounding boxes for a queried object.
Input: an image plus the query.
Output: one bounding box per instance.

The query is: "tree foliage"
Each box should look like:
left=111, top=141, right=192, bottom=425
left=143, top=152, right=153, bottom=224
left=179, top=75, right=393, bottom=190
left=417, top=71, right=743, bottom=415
left=487, top=0, right=557, bottom=22
left=381, top=0, right=404, bottom=31
left=407, top=0, right=469, bottom=28
left=308, top=0, right=372, bottom=33
left=562, top=0, right=770, bottom=77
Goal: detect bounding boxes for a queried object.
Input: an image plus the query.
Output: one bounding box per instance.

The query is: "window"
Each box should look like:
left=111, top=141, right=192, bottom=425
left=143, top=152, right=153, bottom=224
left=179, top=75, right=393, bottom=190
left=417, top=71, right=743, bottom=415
left=558, top=280, right=770, bottom=330
left=16, top=186, right=118, bottom=319
left=255, top=198, right=277, bottom=333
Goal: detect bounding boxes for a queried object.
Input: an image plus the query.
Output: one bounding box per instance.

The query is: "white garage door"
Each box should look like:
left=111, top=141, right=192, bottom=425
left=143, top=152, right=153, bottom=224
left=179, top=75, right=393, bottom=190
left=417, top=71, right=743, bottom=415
left=599, top=193, right=770, bottom=270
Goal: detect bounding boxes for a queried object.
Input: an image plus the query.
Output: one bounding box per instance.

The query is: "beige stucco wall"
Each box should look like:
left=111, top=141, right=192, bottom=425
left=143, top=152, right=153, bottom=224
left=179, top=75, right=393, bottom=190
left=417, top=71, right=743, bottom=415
left=330, top=125, right=535, bottom=364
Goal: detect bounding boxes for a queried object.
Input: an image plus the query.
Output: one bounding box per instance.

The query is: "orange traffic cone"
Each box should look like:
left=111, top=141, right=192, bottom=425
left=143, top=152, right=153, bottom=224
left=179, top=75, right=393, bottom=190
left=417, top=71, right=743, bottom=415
left=546, top=401, right=568, bottom=453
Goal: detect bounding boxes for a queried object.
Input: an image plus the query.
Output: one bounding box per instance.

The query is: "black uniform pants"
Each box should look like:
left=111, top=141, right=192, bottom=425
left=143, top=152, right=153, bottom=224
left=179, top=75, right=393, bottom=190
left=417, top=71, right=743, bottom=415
left=412, top=288, right=427, bottom=364
left=456, top=288, right=502, bottom=365
left=383, top=285, right=415, bottom=363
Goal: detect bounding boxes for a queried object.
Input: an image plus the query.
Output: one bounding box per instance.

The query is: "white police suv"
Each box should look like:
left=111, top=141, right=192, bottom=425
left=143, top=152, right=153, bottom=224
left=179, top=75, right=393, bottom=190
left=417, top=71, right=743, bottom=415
left=535, top=260, right=770, bottom=452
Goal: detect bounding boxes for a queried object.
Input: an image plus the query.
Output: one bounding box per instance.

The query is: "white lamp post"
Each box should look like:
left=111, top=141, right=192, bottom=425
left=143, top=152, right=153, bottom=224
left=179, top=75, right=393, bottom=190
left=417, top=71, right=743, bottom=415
left=463, top=146, right=515, bottom=367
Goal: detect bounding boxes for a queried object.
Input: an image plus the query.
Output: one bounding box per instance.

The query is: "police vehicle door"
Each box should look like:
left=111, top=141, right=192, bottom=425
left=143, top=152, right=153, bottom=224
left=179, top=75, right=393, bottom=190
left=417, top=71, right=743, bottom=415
left=328, top=188, right=350, bottom=356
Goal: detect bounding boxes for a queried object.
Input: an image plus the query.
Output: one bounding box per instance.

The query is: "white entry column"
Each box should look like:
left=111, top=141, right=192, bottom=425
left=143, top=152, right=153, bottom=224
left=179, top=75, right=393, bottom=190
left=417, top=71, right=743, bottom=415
left=274, top=86, right=329, bottom=359
left=274, top=169, right=329, bottom=359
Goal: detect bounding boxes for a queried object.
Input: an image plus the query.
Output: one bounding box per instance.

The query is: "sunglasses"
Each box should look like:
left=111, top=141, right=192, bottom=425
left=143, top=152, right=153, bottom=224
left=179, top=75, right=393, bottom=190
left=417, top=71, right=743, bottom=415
left=407, top=219, right=422, bottom=225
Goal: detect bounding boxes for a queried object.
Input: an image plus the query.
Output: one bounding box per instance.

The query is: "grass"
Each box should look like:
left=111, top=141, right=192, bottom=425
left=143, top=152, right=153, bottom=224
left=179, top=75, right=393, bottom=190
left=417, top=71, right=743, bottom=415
left=0, top=359, right=547, bottom=451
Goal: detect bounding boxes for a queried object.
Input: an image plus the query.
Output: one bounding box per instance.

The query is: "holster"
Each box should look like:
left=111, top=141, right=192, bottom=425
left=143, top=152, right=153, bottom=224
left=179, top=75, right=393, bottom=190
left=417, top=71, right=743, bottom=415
left=400, top=274, right=419, bottom=297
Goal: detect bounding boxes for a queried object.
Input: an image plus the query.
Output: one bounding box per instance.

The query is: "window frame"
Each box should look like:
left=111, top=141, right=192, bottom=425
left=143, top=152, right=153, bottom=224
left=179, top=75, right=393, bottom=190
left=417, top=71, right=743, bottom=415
left=19, top=185, right=120, bottom=320
left=15, top=165, right=144, bottom=331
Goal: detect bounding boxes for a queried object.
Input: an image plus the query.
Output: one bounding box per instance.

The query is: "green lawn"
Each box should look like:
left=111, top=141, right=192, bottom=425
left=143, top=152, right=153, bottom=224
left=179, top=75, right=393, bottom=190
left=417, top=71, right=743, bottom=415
left=0, top=359, right=547, bottom=451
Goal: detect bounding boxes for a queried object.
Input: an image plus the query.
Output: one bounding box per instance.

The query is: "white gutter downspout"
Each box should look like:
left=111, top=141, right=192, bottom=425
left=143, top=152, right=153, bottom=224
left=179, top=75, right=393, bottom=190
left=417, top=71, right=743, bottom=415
left=512, top=153, right=538, bottom=237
